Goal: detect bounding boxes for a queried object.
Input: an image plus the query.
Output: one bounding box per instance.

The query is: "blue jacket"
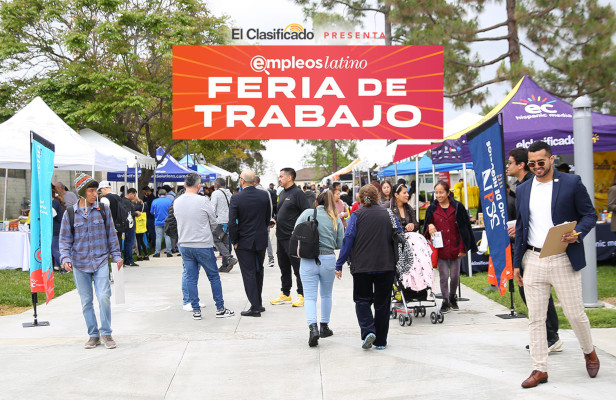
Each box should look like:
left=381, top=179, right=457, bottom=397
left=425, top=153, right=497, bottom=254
left=151, top=196, right=173, bottom=226
left=513, top=170, right=597, bottom=271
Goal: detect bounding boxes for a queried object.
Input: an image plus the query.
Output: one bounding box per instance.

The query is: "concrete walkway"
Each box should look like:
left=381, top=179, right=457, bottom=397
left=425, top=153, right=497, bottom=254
left=1, top=243, right=614, bottom=399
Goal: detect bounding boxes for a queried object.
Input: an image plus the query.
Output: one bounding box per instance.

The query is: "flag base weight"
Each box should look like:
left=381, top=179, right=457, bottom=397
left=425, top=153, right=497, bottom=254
left=496, top=312, right=526, bottom=320
left=22, top=293, right=50, bottom=328
left=23, top=320, right=50, bottom=328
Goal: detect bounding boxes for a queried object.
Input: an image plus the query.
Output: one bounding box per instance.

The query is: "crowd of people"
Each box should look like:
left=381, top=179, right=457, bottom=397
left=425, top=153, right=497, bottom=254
left=55, top=140, right=600, bottom=387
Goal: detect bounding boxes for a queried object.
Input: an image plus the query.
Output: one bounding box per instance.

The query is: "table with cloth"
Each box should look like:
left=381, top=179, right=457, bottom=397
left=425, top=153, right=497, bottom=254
left=0, top=231, right=30, bottom=271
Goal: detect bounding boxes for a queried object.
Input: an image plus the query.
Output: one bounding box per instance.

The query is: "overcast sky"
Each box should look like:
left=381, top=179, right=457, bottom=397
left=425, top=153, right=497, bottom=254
left=206, top=0, right=535, bottom=185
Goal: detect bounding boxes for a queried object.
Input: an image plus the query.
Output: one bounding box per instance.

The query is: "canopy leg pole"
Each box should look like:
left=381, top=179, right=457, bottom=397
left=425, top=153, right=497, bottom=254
left=3, top=168, right=8, bottom=221
left=415, top=156, right=419, bottom=222
left=462, top=164, right=472, bottom=279
left=135, top=165, right=138, bottom=190
left=394, top=163, right=398, bottom=183
left=124, top=166, right=128, bottom=196
left=432, top=164, right=436, bottom=202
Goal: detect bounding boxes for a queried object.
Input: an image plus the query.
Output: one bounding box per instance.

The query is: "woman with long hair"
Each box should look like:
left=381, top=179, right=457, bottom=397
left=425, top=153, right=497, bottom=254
left=386, top=183, right=419, bottom=232
left=336, top=184, right=402, bottom=350
left=423, top=180, right=477, bottom=313
left=379, top=180, right=393, bottom=205
left=295, top=190, right=344, bottom=347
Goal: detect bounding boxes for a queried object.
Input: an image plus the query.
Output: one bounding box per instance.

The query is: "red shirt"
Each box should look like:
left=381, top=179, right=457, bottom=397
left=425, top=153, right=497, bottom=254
left=432, top=203, right=465, bottom=259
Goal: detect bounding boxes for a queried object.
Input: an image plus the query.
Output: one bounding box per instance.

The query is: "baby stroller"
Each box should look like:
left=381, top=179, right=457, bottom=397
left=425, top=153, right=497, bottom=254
left=390, top=232, right=445, bottom=326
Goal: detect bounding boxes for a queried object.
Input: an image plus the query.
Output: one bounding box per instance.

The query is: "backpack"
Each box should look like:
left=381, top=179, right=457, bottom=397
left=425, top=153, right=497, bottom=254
left=386, top=209, right=414, bottom=281
left=289, top=208, right=320, bottom=265
left=105, top=193, right=133, bottom=233
left=164, top=202, right=178, bottom=240
left=67, top=204, right=108, bottom=240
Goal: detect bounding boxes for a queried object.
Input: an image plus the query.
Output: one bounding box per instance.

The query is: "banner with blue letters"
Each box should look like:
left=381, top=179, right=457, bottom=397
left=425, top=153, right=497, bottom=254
left=467, top=116, right=513, bottom=295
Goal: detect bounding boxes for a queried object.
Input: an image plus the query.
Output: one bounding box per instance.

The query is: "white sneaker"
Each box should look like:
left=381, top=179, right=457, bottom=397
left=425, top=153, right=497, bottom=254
left=549, top=339, right=564, bottom=353
left=183, top=302, right=205, bottom=311
left=267, top=260, right=275, bottom=267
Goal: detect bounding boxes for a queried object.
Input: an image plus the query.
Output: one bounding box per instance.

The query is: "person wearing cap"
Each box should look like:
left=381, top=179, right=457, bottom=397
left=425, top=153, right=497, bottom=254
left=556, top=163, right=571, bottom=173
left=59, top=173, right=123, bottom=350
left=98, top=181, right=125, bottom=249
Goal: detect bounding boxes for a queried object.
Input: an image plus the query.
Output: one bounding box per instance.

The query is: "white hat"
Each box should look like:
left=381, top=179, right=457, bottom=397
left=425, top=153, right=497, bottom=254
left=98, top=180, right=112, bottom=189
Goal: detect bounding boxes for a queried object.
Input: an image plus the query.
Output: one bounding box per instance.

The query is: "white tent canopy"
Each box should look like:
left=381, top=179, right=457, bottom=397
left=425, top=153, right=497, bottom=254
left=122, top=146, right=157, bottom=170
left=205, top=164, right=239, bottom=180
left=0, top=97, right=125, bottom=171
left=358, top=112, right=483, bottom=168
left=79, top=128, right=156, bottom=169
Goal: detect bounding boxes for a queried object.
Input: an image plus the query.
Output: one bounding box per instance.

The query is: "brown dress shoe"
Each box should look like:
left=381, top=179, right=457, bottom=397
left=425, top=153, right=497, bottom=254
left=521, top=370, right=548, bottom=388
left=584, top=348, right=600, bottom=378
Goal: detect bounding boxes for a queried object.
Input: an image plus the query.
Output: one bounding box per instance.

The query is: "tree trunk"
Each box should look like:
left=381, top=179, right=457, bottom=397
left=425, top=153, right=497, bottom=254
left=506, top=0, right=520, bottom=65
left=330, top=139, right=338, bottom=174
left=384, top=4, right=392, bottom=45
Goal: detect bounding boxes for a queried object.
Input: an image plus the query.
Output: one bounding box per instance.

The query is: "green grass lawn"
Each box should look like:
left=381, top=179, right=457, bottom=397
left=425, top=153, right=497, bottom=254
left=0, top=270, right=76, bottom=307
left=460, top=265, right=616, bottom=329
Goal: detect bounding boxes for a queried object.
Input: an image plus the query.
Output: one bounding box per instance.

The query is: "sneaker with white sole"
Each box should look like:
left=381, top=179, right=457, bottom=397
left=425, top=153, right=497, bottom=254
left=267, top=260, right=275, bottom=267
left=101, top=335, right=116, bottom=349
left=362, top=333, right=376, bottom=349
left=549, top=339, right=564, bottom=353
left=193, top=311, right=202, bottom=320
left=216, top=308, right=235, bottom=318
left=183, top=302, right=205, bottom=311
left=84, top=336, right=100, bottom=349
left=270, top=293, right=292, bottom=305
left=292, top=294, right=304, bottom=307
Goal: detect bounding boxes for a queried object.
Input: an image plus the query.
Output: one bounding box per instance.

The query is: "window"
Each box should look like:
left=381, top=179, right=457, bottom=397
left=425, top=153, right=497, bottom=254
left=0, top=169, right=26, bottom=179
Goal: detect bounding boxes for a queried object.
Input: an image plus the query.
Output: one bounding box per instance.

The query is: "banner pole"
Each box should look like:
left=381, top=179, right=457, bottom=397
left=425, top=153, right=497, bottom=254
left=2, top=168, right=8, bottom=221
left=415, top=156, right=419, bottom=223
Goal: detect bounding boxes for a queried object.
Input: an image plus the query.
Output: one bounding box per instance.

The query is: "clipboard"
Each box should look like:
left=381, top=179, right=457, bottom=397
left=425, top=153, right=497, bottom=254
left=539, top=221, right=577, bottom=258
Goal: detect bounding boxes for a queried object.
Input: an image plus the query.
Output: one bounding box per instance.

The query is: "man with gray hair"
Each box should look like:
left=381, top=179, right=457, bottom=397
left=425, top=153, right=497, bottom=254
left=211, top=177, right=237, bottom=273
left=54, top=181, right=78, bottom=209
left=174, top=172, right=234, bottom=320
left=229, top=170, right=272, bottom=316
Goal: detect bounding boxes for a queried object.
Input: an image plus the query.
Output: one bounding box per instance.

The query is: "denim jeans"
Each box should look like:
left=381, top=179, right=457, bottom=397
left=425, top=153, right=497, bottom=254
left=73, top=265, right=112, bottom=337
left=299, top=254, right=336, bottom=325
left=179, top=246, right=224, bottom=312
left=123, top=227, right=136, bottom=263
left=155, top=225, right=172, bottom=255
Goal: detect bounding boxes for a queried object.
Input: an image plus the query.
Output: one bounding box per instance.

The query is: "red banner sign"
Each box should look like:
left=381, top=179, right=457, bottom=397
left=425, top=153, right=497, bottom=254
left=173, top=45, right=443, bottom=140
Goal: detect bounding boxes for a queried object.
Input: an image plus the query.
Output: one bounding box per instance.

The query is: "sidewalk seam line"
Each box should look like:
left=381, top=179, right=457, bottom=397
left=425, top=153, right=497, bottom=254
left=164, top=341, right=189, bottom=399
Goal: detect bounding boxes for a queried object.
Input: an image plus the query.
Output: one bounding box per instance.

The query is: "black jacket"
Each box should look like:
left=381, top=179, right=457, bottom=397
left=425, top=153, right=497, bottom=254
left=229, top=186, right=272, bottom=251
left=423, top=198, right=478, bottom=253
left=349, top=205, right=396, bottom=274
left=275, top=184, right=311, bottom=240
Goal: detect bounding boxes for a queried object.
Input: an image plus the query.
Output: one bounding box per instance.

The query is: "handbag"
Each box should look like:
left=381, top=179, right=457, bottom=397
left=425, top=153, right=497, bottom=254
left=429, top=242, right=439, bottom=268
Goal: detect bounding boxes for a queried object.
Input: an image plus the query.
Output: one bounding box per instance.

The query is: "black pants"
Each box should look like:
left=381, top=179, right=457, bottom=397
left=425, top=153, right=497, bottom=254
left=236, top=248, right=266, bottom=311
left=146, top=217, right=156, bottom=247
left=277, top=239, right=303, bottom=296
left=353, top=271, right=395, bottom=347
left=136, top=233, right=148, bottom=257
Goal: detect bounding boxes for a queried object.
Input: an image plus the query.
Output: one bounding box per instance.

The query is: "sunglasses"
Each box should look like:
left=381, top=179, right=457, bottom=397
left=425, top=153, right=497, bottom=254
left=527, top=160, right=547, bottom=168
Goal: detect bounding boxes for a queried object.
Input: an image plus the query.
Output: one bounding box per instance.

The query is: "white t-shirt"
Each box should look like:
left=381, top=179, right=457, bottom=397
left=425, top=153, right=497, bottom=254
left=528, top=177, right=554, bottom=248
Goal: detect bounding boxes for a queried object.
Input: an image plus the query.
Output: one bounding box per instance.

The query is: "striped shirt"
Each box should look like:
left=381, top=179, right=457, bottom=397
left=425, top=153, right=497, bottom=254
left=59, top=202, right=122, bottom=272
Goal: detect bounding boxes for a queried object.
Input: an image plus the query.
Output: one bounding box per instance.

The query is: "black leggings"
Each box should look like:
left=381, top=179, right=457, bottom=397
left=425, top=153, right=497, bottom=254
left=136, top=233, right=148, bottom=257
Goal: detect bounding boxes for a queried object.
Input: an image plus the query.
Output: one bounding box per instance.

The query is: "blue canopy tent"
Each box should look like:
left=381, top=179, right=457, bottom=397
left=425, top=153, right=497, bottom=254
left=377, top=155, right=473, bottom=177
left=178, top=154, right=219, bottom=176
left=107, top=148, right=211, bottom=182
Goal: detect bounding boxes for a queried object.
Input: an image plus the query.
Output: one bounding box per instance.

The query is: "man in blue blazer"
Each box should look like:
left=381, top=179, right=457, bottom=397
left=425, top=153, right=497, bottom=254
left=513, top=141, right=599, bottom=388
left=229, top=170, right=272, bottom=317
